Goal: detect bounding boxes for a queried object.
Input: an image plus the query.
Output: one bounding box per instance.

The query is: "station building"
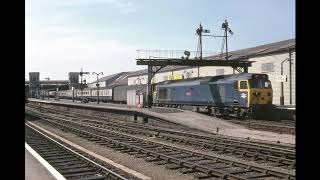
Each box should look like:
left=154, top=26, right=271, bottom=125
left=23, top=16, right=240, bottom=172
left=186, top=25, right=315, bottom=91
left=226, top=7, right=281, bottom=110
left=88, top=72, right=134, bottom=88
left=126, top=39, right=295, bottom=106
left=26, top=72, right=75, bottom=98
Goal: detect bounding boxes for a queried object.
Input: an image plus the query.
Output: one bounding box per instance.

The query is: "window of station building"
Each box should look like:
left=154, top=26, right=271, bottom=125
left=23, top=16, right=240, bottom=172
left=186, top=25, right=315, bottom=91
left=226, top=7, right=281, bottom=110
left=216, top=69, right=225, bottom=75
left=261, top=63, right=274, bottom=72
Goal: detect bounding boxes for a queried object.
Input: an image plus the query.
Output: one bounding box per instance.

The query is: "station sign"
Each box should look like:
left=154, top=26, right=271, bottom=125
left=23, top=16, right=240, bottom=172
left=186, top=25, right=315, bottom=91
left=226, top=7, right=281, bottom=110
left=276, top=75, right=287, bottom=82
left=168, top=74, right=183, bottom=80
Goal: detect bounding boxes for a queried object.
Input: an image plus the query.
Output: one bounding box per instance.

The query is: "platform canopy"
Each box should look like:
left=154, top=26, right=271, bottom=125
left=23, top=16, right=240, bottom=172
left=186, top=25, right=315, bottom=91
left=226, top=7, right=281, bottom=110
left=136, top=58, right=253, bottom=68
left=135, top=50, right=253, bottom=69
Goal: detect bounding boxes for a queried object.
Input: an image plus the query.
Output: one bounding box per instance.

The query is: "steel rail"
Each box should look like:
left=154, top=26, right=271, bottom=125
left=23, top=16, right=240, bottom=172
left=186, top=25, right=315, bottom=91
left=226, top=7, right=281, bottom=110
left=26, top=104, right=295, bottom=150
left=27, top=113, right=295, bottom=179
left=73, top=118, right=295, bottom=168
left=25, top=107, right=296, bottom=169
left=25, top=123, right=129, bottom=180
left=25, top=106, right=295, bottom=152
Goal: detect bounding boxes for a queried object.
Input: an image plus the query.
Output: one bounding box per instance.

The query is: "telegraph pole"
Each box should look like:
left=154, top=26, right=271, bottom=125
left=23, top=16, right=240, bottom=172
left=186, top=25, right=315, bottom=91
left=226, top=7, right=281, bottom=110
left=196, top=23, right=210, bottom=77
left=196, top=24, right=203, bottom=77
left=221, top=19, right=234, bottom=72
left=79, top=68, right=90, bottom=103
left=280, top=58, right=289, bottom=105
left=196, top=23, right=203, bottom=60
left=72, top=87, right=75, bottom=102
left=223, top=19, right=229, bottom=61
left=92, top=72, right=103, bottom=104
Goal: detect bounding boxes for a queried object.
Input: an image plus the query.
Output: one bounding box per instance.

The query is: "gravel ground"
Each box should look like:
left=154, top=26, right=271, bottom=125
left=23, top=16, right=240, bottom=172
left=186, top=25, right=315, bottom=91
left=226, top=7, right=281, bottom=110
left=30, top=120, right=194, bottom=180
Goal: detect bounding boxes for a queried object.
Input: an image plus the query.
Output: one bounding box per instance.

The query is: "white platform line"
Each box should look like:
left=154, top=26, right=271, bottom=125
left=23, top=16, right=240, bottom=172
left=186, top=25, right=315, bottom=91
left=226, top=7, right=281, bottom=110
left=27, top=122, right=151, bottom=180
left=25, top=143, right=66, bottom=180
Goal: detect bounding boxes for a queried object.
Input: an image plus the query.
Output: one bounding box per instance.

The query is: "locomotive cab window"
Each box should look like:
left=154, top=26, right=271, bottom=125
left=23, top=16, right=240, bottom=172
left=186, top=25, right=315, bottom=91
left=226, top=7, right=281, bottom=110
left=265, top=81, right=272, bottom=88
left=249, top=79, right=272, bottom=88
left=239, top=81, right=248, bottom=89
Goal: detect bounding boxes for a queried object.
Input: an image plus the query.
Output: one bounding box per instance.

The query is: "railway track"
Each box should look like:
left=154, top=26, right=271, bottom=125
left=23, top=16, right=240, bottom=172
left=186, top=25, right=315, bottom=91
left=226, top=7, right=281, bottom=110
left=26, top=104, right=295, bottom=149
left=26, top=110, right=295, bottom=179
left=25, top=123, right=132, bottom=180
left=26, top=106, right=295, bottom=170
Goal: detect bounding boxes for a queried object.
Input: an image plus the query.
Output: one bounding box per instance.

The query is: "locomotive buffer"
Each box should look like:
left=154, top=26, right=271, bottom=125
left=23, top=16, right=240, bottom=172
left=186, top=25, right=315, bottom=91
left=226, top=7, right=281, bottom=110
left=136, top=50, right=254, bottom=108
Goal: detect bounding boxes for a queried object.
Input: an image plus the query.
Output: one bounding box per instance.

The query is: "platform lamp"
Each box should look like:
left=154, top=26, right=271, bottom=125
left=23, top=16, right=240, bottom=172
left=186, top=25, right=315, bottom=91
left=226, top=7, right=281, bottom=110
left=45, top=77, right=50, bottom=99
left=72, top=87, right=75, bottom=102
left=79, top=68, right=90, bottom=103
left=40, top=84, right=44, bottom=100
left=56, top=87, right=59, bottom=101
left=280, top=58, right=289, bottom=106
left=137, top=77, right=145, bottom=85
left=184, top=51, right=190, bottom=60
left=92, top=72, right=103, bottom=104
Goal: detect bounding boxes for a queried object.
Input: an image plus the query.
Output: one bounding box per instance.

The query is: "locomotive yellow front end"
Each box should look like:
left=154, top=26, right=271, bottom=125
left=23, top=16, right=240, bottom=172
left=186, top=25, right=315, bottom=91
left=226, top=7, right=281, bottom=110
left=248, top=86, right=273, bottom=106
left=248, top=74, right=273, bottom=107
left=248, top=74, right=274, bottom=119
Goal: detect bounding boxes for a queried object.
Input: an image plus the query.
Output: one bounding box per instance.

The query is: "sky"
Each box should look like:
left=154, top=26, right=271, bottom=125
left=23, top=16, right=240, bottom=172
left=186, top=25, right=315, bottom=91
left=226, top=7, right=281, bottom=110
left=25, top=0, right=295, bottom=82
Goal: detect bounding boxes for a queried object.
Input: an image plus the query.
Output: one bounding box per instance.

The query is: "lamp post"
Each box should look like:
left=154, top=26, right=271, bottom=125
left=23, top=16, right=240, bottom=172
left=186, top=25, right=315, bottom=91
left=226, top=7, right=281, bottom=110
left=79, top=68, right=90, bottom=103
left=137, top=77, right=145, bottom=85
left=72, top=87, right=75, bottom=102
left=92, top=72, right=103, bottom=104
left=45, top=77, right=50, bottom=99
left=280, top=58, right=289, bottom=105
left=56, top=88, right=59, bottom=101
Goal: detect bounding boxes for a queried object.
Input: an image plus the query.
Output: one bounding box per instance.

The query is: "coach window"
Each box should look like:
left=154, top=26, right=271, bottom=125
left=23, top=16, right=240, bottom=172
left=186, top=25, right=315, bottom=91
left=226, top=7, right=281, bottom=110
left=239, top=81, right=248, bottom=89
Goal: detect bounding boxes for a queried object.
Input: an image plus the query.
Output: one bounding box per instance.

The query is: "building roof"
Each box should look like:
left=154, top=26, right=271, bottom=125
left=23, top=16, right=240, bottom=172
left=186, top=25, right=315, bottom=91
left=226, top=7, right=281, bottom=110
left=90, top=71, right=138, bottom=87
left=105, top=72, right=131, bottom=87
left=91, top=72, right=124, bottom=83
left=205, top=38, right=295, bottom=61
left=127, top=38, right=295, bottom=77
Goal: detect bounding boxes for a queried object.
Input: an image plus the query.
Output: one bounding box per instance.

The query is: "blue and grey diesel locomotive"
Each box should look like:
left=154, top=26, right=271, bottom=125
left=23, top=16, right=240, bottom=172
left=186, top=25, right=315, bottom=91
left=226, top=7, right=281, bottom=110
left=49, top=73, right=272, bottom=118
left=153, top=73, right=273, bottom=118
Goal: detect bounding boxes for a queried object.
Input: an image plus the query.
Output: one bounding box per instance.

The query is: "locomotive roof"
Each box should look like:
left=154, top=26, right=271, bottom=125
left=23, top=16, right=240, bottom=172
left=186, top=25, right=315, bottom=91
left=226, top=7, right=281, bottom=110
left=157, top=73, right=267, bottom=86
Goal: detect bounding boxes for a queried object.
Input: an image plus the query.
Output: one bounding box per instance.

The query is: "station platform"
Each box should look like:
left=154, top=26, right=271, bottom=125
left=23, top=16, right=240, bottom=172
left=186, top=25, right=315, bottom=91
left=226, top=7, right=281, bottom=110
left=25, top=145, right=62, bottom=180
left=275, top=105, right=296, bottom=110
left=274, top=105, right=295, bottom=120
left=27, top=98, right=295, bottom=145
